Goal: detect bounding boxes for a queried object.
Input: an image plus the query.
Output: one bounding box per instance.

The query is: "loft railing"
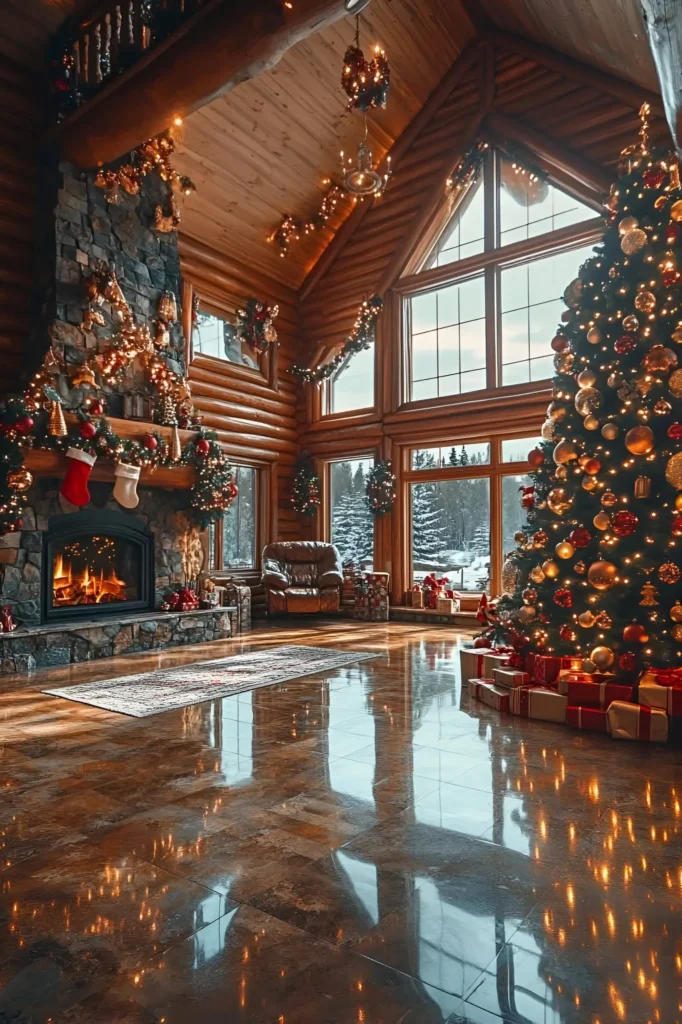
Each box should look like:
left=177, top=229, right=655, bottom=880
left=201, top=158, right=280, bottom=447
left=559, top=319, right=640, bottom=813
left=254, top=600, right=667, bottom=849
left=48, top=0, right=209, bottom=122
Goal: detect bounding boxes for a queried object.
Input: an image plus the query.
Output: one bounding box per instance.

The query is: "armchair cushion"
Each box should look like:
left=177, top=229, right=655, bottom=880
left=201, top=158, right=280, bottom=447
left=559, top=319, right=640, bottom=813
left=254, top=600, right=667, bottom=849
left=262, top=556, right=290, bottom=590
left=262, top=542, right=343, bottom=616
left=318, top=569, right=344, bottom=588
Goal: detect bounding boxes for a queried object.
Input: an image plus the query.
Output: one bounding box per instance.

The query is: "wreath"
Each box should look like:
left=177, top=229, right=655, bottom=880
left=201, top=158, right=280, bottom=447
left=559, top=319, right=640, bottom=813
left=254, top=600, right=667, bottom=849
left=365, top=459, right=396, bottom=517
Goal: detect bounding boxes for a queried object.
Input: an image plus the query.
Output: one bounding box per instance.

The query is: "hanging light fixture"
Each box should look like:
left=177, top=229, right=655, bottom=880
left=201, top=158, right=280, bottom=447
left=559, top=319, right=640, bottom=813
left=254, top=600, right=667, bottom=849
left=340, top=118, right=391, bottom=199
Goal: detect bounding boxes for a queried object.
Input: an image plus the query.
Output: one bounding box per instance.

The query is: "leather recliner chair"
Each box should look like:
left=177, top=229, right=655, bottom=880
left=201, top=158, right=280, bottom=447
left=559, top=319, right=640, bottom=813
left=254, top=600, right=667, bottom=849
left=261, top=541, right=343, bottom=615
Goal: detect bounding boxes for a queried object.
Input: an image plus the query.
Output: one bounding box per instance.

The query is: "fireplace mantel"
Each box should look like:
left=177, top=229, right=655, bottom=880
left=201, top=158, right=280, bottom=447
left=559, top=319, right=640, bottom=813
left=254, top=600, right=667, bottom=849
left=24, top=417, right=198, bottom=490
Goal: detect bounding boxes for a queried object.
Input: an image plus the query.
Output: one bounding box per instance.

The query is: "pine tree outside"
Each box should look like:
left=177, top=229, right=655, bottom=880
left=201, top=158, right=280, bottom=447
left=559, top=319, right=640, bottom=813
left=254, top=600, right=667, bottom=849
left=329, top=457, right=374, bottom=568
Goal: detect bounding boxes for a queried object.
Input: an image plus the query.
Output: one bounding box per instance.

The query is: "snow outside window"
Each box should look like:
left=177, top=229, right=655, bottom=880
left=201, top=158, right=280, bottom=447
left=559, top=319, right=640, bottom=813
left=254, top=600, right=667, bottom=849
left=411, top=475, right=490, bottom=592
left=329, top=457, right=374, bottom=569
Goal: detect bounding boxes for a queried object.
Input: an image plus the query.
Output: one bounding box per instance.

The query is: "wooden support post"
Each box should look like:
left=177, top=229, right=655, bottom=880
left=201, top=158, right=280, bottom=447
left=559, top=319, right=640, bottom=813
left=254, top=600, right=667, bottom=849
left=641, top=0, right=682, bottom=156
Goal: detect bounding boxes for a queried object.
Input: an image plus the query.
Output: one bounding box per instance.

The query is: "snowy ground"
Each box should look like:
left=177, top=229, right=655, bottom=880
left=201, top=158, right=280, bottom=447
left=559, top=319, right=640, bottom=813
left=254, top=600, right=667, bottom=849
left=413, top=552, right=490, bottom=591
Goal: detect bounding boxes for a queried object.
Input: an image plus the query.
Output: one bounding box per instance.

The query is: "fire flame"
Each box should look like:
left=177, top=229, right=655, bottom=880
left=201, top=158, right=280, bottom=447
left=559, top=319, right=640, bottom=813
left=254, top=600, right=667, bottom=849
left=53, top=551, right=129, bottom=606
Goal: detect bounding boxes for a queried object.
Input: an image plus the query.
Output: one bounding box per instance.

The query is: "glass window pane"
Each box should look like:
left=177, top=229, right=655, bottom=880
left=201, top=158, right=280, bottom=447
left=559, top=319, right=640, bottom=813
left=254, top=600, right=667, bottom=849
left=425, top=176, right=485, bottom=270
left=412, top=292, right=437, bottom=334
left=409, top=277, right=485, bottom=400
left=331, top=343, right=374, bottom=413
left=502, top=361, right=529, bottom=387
left=498, top=158, right=595, bottom=245
left=412, top=443, right=490, bottom=468
left=502, top=437, right=542, bottom=463
left=460, top=368, right=486, bottom=394
left=411, top=478, right=490, bottom=592
left=222, top=466, right=256, bottom=569
left=502, top=472, right=533, bottom=555
left=193, top=311, right=259, bottom=368
left=500, top=263, right=529, bottom=313
left=329, top=458, right=374, bottom=569
left=501, top=308, right=529, bottom=364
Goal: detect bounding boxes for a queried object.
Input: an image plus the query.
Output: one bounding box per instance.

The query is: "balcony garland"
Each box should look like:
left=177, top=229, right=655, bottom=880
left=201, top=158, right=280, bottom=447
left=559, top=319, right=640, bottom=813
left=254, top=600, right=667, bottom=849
left=290, top=295, right=383, bottom=385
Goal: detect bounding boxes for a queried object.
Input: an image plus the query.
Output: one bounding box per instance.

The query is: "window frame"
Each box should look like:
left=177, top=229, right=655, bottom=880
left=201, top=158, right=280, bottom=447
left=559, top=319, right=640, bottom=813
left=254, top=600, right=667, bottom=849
left=403, top=433, right=537, bottom=597
left=397, top=147, right=603, bottom=409
left=207, top=462, right=266, bottom=576
left=322, top=450, right=378, bottom=567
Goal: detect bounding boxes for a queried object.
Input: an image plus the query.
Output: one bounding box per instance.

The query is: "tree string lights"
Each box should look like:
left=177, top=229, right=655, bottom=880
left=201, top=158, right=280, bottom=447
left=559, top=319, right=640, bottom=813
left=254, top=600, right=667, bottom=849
left=269, top=181, right=347, bottom=257
left=291, top=452, right=321, bottom=517
left=484, top=104, right=682, bottom=682
left=341, top=17, right=390, bottom=113
left=290, top=295, right=383, bottom=384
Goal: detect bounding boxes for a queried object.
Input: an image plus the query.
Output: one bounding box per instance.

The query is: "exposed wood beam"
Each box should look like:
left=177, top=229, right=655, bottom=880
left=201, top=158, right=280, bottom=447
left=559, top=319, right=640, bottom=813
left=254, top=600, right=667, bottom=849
left=485, top=29, right=665, bottom=119
left=299, top=37, right=485, bottom=302
left=58, top=0, right=356, bottom=168
left=641, top=0, right=682, bottom=155
left=485, top=111, right=613, bottom=196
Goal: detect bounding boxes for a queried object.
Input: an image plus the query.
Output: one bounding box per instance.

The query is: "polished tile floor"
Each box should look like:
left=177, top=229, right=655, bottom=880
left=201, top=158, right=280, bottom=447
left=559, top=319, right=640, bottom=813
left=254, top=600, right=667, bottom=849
left=1, top=621, right=681, bottom=1023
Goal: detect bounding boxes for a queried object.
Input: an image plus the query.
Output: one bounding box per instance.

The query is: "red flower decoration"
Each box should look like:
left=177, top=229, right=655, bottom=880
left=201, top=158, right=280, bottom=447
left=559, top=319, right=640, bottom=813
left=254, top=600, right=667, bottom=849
left=619, top=652, right=637, bottom=673
left=668, top=423, right=682, bottom=440
left=643, top=168, right=666, bottom=189
left=554, top=588, right=573, bottom=608
left=612, top=510, right=639, bottom=536
left=569, top=527, right=591, bottom=548
left=614, top=334, right=637, bottom=354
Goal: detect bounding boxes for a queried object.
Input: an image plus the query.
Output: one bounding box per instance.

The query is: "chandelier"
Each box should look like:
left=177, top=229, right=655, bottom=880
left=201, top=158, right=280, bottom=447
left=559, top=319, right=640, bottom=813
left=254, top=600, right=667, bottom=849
left=340, top=119, right=391, bottom=199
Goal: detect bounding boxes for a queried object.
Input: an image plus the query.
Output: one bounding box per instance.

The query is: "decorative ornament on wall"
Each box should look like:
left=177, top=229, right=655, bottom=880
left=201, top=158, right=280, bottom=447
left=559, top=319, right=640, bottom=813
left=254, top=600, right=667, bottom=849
left=341, top=18, right=390, bottom=112
left=365, top=460, right=396, bottom=517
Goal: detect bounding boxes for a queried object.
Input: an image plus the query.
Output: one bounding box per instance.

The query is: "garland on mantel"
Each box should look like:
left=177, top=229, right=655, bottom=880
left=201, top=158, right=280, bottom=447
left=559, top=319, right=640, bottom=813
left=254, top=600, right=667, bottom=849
left=290, top=295, right=383, bottom=384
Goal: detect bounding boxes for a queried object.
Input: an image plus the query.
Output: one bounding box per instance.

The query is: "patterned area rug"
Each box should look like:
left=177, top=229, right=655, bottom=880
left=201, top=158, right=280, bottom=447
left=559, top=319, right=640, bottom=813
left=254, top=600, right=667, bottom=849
left=43, top=645, right=380, bottom=717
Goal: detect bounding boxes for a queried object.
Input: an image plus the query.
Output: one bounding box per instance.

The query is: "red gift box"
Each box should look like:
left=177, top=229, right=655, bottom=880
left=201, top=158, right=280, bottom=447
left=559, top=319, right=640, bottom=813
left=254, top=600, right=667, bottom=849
left=566, top=680, right=634, bottom=709
left=607, top=701, right=668, bottom=743
left=533, top=654, right=562, bottom=685
left=566, top=705, right=608, bottom=732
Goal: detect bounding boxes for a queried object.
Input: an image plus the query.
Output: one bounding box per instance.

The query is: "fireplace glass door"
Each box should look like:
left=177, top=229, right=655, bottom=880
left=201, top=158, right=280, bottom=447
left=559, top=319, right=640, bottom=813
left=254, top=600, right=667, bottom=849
left=43, top=511, right=154, bottom=623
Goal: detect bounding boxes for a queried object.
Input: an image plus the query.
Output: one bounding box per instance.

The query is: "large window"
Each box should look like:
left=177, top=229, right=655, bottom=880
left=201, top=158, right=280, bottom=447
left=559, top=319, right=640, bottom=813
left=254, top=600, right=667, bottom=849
left=208, top=465, right=257, bottom=571
left=405, top=149, right=600, bottom=401
left=406, top=434, right=537, bottom=594
left=329, top=457, right=374, bottom=569
left=193, top=309, right=258, bottom=369
left=329, top=343, right=375, bottom=414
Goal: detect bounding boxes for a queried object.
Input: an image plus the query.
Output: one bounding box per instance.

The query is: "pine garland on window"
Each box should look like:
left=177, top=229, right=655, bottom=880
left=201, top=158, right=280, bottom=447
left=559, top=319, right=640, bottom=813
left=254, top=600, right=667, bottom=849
left=365, top=459, right=396, bottom=517
left=291, top=452, right=321, bottom=517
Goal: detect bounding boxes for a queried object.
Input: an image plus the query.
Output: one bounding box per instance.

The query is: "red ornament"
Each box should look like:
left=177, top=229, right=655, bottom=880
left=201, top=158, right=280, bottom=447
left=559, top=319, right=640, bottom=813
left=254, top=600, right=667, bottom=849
left=619, top=652, right=637, bottom=673
left=551, top=335, right=569, bottom=353
left=560, top=624, right=577, bottom=641
left=196, top=437, right=211, bottom=456
left=672, top=515, right=682, bottom=537
left=583, top=458, right=601, bottom=476
left=668, top=423, right=682, bottom=440
left=662, top=270, right=681, bottom=287
left=79, top=420, right=97, bottom=440
left=643, top=168, right=666, bottom=189
left=143, top=434, right=158, bottom=450
left=666, top=224, right=680, bottom=245
left=623, top=623, right=648, bottom=643
left=614, top=334, right=637, bottom=354
left=15, top=416, right=34, bottom=435
left=569, top=527, right=591, bottom=548
left=87, top=399, right=105, bottom=416
left=554, top=588, right=573, bottom=608
left=473, top=636, right=491, bottom=649
left=612, top=510, right=639, bottom=536
left=527, top=448, right=544, bottom=468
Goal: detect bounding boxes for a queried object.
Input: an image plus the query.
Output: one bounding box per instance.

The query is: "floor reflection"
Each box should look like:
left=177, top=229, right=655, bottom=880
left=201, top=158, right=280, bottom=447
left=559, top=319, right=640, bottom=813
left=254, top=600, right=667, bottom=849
left=0, top=621, right=681, bottom=1022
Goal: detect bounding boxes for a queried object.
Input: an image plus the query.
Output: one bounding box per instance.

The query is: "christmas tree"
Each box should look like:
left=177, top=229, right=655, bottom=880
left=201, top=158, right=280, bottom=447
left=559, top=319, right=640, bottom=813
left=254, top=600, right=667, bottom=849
left=489, top=105, right=682, bottom=681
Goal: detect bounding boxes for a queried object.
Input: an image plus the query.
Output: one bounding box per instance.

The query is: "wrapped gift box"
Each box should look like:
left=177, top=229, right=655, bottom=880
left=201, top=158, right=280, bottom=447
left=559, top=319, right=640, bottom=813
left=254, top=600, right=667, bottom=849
left=566, top=680, right=634, bottom=709
left=532, top=654, right=563, bottom=685
left=492, top=668, right=532, bottom=689
left=460, top=647, right=510, bottom=682
left=607, top=700, right=668, bottom=743
left=557, top=671, right=615, bottom=695
left=510, top=685, right=567, bottom=723
left=436, top=597, right=456, bottom=614
left=468, top=678, right=510, bottom=713
left=411, top=589, right=424, bottom=609
left=638, top=674, right=682, bottom=715
left=566, top=705, right=608, bottom=733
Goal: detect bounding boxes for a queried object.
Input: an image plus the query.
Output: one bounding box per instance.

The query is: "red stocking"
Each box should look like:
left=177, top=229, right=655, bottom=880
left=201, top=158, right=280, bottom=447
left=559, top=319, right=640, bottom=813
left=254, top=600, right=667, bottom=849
left=60, top=447, right=97, bottom=507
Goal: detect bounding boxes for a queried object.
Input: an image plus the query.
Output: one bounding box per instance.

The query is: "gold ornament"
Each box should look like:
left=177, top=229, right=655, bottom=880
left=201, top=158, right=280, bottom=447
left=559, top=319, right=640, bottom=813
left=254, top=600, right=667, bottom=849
left=578, top=611, right=596, bottom=628
left=574, top=560, right=587, bottom=574
left=547, top=487, right=573, bottom=515
left=70, top=364, right=99, bottom=389
left=577, top=369, right=597, bottom=388
left=654, top=399, right=673, bottom=415
left=670, top=601, right=682, bottom=623
left=584, top=414, right=600, bottom=430
left=547, top=401, right=567, bottom=423
left=639, top=581, right=659, bottom=606
left=643, top=345, right=678, bottom=371
left=529, top=566, right=546, bottom=584
left=601, top=422, right=619, bottom=440
left=607, top=371, right=624, bottom=389
left=621, top=228, right=647, bottom=255
left=564, top=278, right=583, bottom=308
left=541, top=419, right=555, bottom=441
left=591, top=646, right=615, bottom=670
left=622, top=314, right=640, bottom=332
left=154, top=323, right=170, bottom=349
left=554, top=351, right=575, bottom=374
left=501, top=555, right=519, bottom=593
left=676, top=492, right=682, bottom=511
left=48, top=400, right=67, bottom=436
left=634, top=475, right=651, bottom=498
left=671, top=624, right=682, bottom=641
left=625, top=425, right=655, bottom=455
left=587, top=560, right=618, bottom=590
left=669, top=369, right=682, bottom=398
left=593, top=511, right=611, bottom=530
left=513, top=531, right=526, bottom=545
left=522, top=586, right=538, bottom=604
left=672, top=328, right=682, bottom=345
left=586, top=327, right=602, bottom=345
left=541, top=559, right=560, bottom=579
left=7, top=468, right=33, bottom=492
left=601, top=490, right=618, bottom=507
left=582, top=659, right=598, bottom=674
left=634, top=290, right=656, bottom=312
left=659, top=561, right=681, bottom=584
left=666, top=453, right=682, bottom=490
left=556, top=541, right=575, bottom=559
left=171, top=424, right=182, bottom=462
left=670, top=199, right=682, bottom=222
left=157, top=290, right=178, bottom=323
left=595, top=610, right=613, bottom=629
left=582, top=476, right=599, bottom=491
left=618, top=216, right=639, bottom=234
left=517, top=605, right=536, bottom=623
left=553, top=439, right=579, bottom=464
left=575, top=388, right=603, bottom=416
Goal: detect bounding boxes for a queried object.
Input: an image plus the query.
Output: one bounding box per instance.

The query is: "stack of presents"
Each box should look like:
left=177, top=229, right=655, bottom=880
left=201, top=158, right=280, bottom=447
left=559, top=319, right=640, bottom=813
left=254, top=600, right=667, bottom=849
left=461, top=642, right=679, bottom=743
left=352, top=569, right=390, bottom=622
left=405, top=574, right=461, bottom=614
